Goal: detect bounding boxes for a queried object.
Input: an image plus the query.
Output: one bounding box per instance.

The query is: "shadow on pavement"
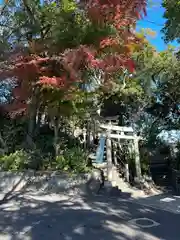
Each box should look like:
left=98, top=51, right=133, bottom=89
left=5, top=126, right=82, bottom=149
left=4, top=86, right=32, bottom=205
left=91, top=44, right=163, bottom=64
left=0, top=184, right=180, bottom=240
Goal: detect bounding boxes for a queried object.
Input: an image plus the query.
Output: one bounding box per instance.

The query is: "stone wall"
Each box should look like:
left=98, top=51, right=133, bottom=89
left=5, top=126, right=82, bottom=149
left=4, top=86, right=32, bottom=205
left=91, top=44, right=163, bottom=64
left=0, top=170, right=103, bottom=196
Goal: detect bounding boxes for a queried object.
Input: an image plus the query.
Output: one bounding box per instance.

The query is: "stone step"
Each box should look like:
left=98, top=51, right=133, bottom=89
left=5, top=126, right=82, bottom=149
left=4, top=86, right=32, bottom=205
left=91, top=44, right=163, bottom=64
left=109, top=178, right=146, bottom=198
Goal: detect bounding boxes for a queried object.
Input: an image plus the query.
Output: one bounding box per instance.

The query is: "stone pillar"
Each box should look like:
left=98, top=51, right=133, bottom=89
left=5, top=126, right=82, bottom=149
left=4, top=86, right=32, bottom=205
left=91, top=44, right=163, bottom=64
left=134, top=136, right=142, bottom=181
left=113, top=141, right=118, bottom=166
left=125, top=163, right=130, bottom=182
left=106, top=129, right=112, bottom=181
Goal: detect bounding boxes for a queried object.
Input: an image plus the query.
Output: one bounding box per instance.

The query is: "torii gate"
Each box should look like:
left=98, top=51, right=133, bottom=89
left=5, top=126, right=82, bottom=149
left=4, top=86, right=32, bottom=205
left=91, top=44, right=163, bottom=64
left=99, top=123, right=142, bottom=182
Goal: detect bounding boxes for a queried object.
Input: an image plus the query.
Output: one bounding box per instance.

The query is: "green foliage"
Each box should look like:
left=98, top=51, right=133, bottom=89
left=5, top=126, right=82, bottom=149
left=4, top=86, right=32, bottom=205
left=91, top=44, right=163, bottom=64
left=0, top=146, right=90, bottom=172
left=55, top=147, right=90, bottom=173
left=101, top=75, right=147, bottom=125
left=162, top=0, right=180, bottom=43
left=127, top=145, right=150, bottom=176
left=0, top=0, right=179, bottom=179
left=0, top=0, right=114, bottom=56
left=134, top=43, right=180, bottom=131
left=0, top=150, right=29, bottom=171
left=0, top=149, right=47, bottom=171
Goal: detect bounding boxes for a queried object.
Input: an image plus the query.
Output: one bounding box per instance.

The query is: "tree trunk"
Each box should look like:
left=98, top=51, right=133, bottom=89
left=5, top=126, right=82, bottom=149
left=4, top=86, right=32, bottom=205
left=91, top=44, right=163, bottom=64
left=53, top=118, right=60, bottom=158
left=34, top=108, right=43, bottom=136
left=0, top=132, right=8, bottom=154
left=26, top=96, right=38, bottom=149
left=26, top=112, right=36, bottom=148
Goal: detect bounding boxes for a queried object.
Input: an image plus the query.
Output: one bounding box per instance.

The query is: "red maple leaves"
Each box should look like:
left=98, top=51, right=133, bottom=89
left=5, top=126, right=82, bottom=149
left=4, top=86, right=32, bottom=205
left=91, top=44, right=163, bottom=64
left=37, top=76, right=66, bottom=87
left=84, top=0, right=146, bottom=28
left=0, top=0, right=147, bottom=117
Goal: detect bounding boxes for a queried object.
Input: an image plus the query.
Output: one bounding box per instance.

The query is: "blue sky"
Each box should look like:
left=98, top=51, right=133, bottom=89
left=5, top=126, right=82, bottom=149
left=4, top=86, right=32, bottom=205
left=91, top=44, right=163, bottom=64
left=137, top=0, right=178, bottom=51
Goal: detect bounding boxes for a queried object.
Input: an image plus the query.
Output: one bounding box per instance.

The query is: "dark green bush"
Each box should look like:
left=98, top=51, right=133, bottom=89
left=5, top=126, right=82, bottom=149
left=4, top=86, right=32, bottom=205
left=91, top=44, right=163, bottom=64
left=0, top=147, right=90, bottom=173
left=0, top=150, right=28, bottom=171
left=55, top=147, right=90, bottom=173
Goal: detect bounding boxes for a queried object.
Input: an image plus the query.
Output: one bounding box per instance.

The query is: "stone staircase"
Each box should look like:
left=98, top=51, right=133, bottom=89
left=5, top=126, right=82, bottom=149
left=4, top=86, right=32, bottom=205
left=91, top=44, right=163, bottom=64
left=90, top=136, right=158, bottom=198
left=105, top=165, right=149, bottom=198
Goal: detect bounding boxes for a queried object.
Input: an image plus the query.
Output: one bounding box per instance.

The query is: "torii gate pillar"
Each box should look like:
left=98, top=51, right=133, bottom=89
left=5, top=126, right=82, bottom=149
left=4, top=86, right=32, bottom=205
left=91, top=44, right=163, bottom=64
left=134, top=137, right=142, bottom=182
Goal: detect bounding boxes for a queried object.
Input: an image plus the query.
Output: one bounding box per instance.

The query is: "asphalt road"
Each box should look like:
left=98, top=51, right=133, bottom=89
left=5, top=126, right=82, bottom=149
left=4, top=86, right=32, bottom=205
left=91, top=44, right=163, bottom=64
left=0, top=193, right=179, bottom=240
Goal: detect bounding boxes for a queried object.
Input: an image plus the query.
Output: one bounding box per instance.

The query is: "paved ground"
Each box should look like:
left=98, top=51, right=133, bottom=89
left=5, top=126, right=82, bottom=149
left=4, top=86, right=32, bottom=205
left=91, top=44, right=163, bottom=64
left=130, top=192, right=180, bottom=214
left=0, top=191, right=180, bottom=240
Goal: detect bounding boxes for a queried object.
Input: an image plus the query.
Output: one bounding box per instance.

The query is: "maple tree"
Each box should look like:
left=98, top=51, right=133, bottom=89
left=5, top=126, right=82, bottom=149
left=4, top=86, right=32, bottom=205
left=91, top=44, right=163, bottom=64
left=0, top=0, right=147, bottom=149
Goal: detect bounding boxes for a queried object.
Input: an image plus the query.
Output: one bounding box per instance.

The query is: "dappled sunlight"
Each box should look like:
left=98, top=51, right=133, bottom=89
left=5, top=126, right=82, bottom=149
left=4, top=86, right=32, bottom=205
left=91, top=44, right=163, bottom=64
left=0, top=188, right=179, bottom=240
left=138, top=208, right=155, bottom=214
left=0, top=0, right=179, bottom=239
left=160, top=197, right=176, bottom=202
